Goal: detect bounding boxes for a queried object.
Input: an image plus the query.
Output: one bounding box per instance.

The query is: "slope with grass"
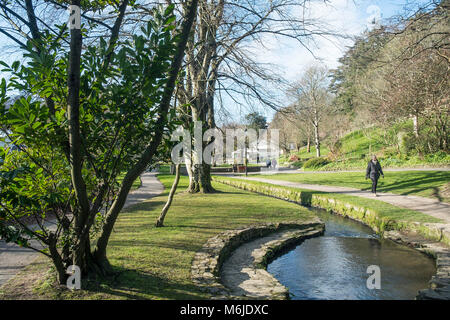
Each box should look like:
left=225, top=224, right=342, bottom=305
left=280, top=126, right=450, bottom=171
left=0, top=175, right=316, bottom=300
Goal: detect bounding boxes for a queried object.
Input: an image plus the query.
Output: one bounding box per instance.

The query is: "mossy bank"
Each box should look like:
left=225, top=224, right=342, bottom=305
left=212, top=176, right=449, bottom=246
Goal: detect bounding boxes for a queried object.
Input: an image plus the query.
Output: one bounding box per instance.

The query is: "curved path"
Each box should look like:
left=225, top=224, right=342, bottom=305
left=0, top=173, right=164, bottom=288
left=238, top=176, right=450, bottom=224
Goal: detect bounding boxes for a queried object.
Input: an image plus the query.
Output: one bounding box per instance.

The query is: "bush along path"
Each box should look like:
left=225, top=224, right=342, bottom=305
left=212, top=176, right=450, bottom=300
left=0, top=173, right=163, bottom=288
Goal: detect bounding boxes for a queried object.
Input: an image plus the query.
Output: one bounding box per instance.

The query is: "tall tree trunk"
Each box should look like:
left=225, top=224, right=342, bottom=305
left=187, top=111, right=215, bottom=193
left=307, top=136, right=311, bottom=153
left=66, top=0, right=93, bottom=272
left=185, top=155, right=196, bottom=191
left=156, top=164, right=180, bottom=227
left=412, top=114, right=419, bottom=138
left=188, top=163, right=215, bottom=193
left=93, top=0, right=199, bottom=269
left=314, top=123, right=321, bottom=158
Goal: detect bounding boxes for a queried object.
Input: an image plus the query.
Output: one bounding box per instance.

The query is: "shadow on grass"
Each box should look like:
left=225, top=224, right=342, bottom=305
left=377, top=172, right=449, bottom=197
left=271, top=171, right=449, bottom=201
left=122, top=200, right=166, bottom=214
left=82, top=266, right=205, bottom=300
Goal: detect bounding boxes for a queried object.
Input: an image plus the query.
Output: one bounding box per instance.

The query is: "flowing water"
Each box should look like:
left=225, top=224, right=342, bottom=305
left=267, top=209, right=436, bottom=300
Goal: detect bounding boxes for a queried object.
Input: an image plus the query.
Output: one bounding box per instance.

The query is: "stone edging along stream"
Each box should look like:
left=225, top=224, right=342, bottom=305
left=191, top=220, right=324, bottom=299
left=210, top=177, right=450, bottom=300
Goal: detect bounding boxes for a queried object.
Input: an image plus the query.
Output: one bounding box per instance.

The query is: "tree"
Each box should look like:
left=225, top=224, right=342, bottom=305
left=351, top=2, right=449, bottom=153
left=329, top=27, right=390, bottom=116
left=270, top=107, right=309, bottom=154
left=328, top=0, right=449, bottom=155
left=290, top=65, right=332, bottom=158
left=245, top=112, right=267, bottom=131
left=155, top=164, right=181, bottom=228
left=162, top=0, right=337, bottom=193
left=0, top=0, right=199, bottom=283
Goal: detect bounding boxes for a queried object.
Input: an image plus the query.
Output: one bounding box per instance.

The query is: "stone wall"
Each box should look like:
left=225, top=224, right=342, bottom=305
left=191, top=220, right=324, bottom=299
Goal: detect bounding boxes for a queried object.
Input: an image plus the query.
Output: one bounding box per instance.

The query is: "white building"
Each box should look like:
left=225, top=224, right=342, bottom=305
left=229, top=139, right=279, bottom=165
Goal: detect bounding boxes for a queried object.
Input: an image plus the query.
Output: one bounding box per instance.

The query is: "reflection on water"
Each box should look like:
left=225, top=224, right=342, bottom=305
left=267, top=209, right=436, bottom=300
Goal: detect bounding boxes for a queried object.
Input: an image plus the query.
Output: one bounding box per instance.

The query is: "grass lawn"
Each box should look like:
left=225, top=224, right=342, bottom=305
left=213, top=176, right=441, bottom=225
left=0, top=175, right=315, bottom=300
left=258, top=171, right=450, bottom=203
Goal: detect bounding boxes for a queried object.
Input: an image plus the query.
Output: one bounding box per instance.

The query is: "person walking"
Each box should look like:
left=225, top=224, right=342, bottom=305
left=366, top=155, right=384, bottom=196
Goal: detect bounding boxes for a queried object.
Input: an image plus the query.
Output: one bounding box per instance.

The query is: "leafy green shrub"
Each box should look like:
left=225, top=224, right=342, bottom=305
left=291, top=160, right=303, bottom=168
left=399, top=132, right=418, bottom=154
left=382, top=148, right=398, bottom=158
left=303, top=157, right=329, bottom=169
left=425, top=151, right=448, bottom=163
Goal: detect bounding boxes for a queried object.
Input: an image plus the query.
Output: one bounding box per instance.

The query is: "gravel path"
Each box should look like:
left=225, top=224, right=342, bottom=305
left=239, top=176, right=450, bottom=224
left=0, top=173, right=164, bottom=288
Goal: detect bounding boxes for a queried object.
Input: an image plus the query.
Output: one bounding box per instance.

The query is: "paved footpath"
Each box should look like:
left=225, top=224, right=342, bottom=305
left=238, top=176, right=450, bottom=224
left=220, top=167, right=450, bottom=176
left=0, top=173, right=164, bottom=288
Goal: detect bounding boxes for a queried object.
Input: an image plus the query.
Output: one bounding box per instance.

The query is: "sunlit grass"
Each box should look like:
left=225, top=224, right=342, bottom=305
left=214, top=176, right=441, bottom=224
left=258, top=171, right=450, bottom=203
left=0, top=175, right=315, bottom=300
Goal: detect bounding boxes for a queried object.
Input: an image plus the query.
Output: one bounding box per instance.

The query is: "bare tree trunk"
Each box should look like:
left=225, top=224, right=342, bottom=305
left=156, top=164, right=180, bottom=227
left=185, top=156, right=196, bottom=191
left=188, top=163, right=215, bottom=193
left=307, top=136, right=311, bottom=153
left=314, top=123, right=321, bottom=158
left=93, top=0, right=199, bottom=269
left=186, top=109, right=215, bottom=193
left=412, top=114, right=419, bottom=138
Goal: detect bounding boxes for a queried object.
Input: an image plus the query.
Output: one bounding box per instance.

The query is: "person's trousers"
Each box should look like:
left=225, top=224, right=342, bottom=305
left=371, top=177, right=379, bottom=193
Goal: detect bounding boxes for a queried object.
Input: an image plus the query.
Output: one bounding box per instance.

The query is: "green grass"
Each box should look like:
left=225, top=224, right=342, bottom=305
left=280, top=128, right=381, bottom=163
left=0, top=175, right=315, bottom=300
left=213, top=176, right=441, bottom=224
left=280, top=126, right=450, bottom=170
left=257, top=171, right=450, bottom=203
left=339, top=127, right=388, bottom=158
left=117, top=173, right=142, bottom=191
left=280, top=146, right=330, bottom=162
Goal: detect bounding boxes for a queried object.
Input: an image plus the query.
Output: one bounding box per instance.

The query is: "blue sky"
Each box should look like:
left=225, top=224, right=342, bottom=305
left=0, top=0, right=431, bottom=124
left=225, top=0, right=432, bottom=124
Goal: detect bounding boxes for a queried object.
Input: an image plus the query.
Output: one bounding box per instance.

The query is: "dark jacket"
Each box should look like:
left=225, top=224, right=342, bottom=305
left=366, top=160, right=384, bottom=179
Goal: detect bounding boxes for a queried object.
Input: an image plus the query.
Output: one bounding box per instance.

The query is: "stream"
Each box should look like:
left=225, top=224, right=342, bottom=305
left=267, top=209, right=436, bottom=300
